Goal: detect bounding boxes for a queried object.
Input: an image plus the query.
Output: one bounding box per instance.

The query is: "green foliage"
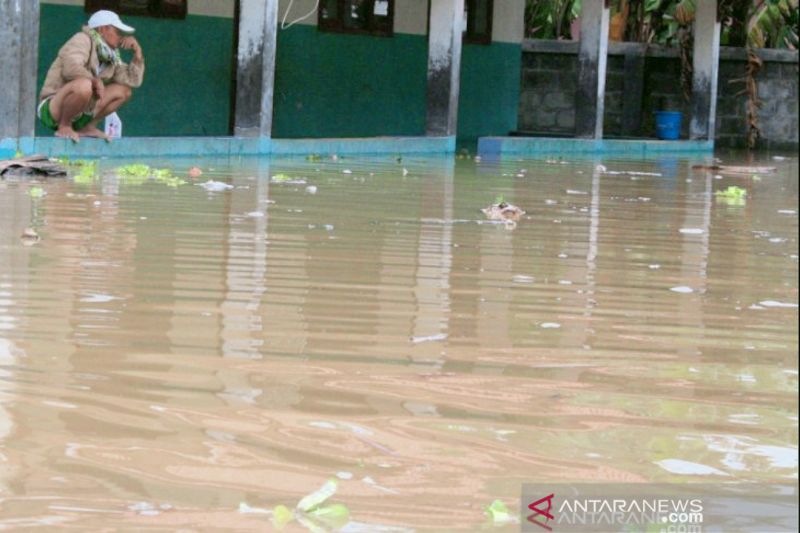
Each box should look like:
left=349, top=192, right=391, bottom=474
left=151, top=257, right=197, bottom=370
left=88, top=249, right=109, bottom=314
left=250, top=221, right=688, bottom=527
left=525, top=0, right=799, bottom=49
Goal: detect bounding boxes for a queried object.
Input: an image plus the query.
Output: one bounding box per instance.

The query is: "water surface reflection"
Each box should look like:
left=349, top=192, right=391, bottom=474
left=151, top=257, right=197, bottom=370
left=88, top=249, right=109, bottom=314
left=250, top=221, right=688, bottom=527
left=0, top=152, right=796, bottom=529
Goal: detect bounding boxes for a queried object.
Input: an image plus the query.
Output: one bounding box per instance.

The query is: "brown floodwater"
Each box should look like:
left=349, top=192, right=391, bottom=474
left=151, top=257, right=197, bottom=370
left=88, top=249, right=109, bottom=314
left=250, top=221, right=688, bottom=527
left=0, top=151, right=797, bottom=530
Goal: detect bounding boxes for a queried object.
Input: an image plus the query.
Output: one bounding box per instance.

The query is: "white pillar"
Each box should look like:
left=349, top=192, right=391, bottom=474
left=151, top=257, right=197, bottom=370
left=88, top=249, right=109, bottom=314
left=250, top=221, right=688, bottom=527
left=234, top=0, right=278, bottom=137
left=0, top=0, right=39, bottom=141
left=690, top=1, right=720, bottom=141
left=426, top=0, right=465, bottom=137
left=575, top=0, right=609, bottom=139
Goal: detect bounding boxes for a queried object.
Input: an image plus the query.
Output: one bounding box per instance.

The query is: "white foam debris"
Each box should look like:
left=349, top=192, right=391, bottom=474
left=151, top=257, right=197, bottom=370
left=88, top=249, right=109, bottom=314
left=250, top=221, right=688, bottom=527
left=679, top=228, right=704, bottom=235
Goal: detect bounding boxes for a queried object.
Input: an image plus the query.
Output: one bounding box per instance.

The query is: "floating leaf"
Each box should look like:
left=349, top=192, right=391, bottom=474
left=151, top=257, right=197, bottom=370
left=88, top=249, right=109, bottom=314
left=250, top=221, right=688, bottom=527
left=29, top=186, right=46, bottom=198
left=485, top=499, right=515, bottom=524
left=308, top=503, right=350, bottom=528
left=271, top=173, right=293, bottom=183
left=117, top=163, right=152, bottom=177
left=272, top=504, right=294, bottom=529
left=715, top=185, right=747, bottom=199
left=297, top=478, right=338, bottom=513
left=306, top=154, right=322, bottom=162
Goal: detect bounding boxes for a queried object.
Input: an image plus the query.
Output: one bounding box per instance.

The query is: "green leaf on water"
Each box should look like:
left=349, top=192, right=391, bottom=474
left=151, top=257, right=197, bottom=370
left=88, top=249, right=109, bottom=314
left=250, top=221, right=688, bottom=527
left=715, top=185, right=747, bottom=199
left=272, top=504, right=294, bottom=529
left=485, top=499, right=515, bottom=524
left=308, top=503, right=350, bottom=528
left=117, top=163, right=152, bottom=177
left=29, top=186, right=46, bottom=198
left=495, top=194, right=505, bottom=205
left=271, top=173, right=293, bottom=183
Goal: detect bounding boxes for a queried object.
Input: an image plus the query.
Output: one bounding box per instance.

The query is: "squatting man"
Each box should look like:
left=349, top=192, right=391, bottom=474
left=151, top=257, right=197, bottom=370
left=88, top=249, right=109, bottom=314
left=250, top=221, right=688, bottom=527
left=38, top=10, right=144, bottom=142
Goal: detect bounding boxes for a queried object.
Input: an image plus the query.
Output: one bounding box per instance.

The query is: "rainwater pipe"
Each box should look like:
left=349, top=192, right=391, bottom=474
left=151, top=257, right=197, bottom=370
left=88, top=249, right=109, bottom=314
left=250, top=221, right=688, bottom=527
left=281, top=0, right=320, bottom=29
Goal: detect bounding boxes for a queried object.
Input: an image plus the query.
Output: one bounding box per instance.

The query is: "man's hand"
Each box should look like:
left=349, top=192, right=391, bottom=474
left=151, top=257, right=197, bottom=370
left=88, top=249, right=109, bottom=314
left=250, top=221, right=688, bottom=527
left=92, top=77, right=105, bottom=100
left=120, top=36, right=143, bottom=62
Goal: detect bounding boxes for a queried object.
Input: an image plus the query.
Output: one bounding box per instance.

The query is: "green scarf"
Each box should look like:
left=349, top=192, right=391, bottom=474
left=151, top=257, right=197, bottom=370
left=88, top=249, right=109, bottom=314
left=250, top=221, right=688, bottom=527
left=89, top=29, right=122, bottom=70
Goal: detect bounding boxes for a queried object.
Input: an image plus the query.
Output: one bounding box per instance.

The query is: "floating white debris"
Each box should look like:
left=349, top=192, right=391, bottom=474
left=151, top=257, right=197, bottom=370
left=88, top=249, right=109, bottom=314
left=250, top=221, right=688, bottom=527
left=342, top=169, right=352, bottom=174
left=545, top=199, right=557, bottom=205
left=411, top=333, right=448, bottom=344
left=512, top=275, right=534, bottom=284
left=305, top=185, right=318, bottom=194
left=670, top=286, right=694, bottom=294
left=759, top=300, right=798, bottom=309
left=566, top=189, right=587, bottom=195
left=648, top=264, right=661, bottom=270
left=656, top=459, right=729, bottom=476
left=679, top=228, right=704, bottom=235
left=772, top=155, right=788, bottom=161
left=778, top=209, right=797, bottom=215
left=595, top=164, right=607, bottom=172
left=198, top=180, right=233, bottom=192
left=246, top=211, right=264, bottom=218
left=402, top=168, right=409, bottom=177
left=540, top=322, right=561, bottom=329
left=336, top=471, right=354, bottom=480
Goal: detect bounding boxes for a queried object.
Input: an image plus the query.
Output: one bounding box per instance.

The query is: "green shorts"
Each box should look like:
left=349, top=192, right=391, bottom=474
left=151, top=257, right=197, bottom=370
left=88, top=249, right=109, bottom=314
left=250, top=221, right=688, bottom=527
left=38, top=98, right=94, bottom=131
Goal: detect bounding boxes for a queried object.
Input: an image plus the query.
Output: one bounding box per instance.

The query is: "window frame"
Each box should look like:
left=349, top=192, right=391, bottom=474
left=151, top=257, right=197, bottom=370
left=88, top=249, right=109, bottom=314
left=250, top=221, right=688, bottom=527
left=318, top=0, right=395, bottom=38
left=464, top=0, right=493, bottom=45
left=84, top=0, right=187, bottom=20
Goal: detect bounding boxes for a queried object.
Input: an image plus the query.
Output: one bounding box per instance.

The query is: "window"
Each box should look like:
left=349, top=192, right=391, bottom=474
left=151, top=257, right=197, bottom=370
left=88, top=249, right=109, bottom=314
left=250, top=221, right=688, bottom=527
left=464, top=0, right=493, bottom=45
left=85, top=0, right=187, bottom=19
left=319, top=0, right=394, bottom=37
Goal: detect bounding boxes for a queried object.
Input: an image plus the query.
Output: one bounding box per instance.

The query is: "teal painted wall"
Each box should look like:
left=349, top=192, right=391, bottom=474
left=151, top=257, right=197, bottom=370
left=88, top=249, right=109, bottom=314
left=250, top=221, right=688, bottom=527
left=37, top=7, right=520, bottom=141
left=458, top=41, right=522, bottom=141
left=273, top=25, right=428, bottom=138
left=37, top=4, right=234, bottom=137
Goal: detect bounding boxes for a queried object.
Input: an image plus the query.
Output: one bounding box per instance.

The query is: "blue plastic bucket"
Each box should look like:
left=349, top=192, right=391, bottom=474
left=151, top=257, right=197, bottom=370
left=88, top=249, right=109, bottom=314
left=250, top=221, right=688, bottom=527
left=655, top=111, right=682, bottom=140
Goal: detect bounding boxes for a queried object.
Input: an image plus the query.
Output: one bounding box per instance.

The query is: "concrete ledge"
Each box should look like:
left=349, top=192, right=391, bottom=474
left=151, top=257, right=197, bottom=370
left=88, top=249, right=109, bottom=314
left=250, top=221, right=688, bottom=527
left=478, top=136, right=714, bottom=156
left=523, top=39, right=800, bottom=63
left=2, top=135, right=456, bottom=159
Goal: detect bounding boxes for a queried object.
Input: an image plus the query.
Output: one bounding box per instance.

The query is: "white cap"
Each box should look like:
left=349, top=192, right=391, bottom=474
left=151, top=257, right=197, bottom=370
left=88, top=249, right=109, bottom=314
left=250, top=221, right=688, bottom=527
left=88, top=10, right=135, bottom=34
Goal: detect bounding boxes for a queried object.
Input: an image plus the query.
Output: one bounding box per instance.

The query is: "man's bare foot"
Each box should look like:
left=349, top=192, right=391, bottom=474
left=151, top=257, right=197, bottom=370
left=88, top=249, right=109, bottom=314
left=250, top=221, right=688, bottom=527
left=55, top=126, right=80, bottom=143
left=77, top=126, right=111, bottom=142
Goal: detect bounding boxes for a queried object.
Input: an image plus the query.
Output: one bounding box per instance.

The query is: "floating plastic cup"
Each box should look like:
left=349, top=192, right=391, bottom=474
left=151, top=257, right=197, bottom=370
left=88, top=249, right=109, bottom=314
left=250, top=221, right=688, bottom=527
left=655, top=111, right=682, bottom=140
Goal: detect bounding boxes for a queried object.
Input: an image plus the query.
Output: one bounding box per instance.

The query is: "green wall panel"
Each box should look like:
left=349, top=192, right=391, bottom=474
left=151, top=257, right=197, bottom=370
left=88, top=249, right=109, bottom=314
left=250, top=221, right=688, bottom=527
left=273, top=25, right=427, bottom=139
left=458, top=41, right=522, bottom=142
left=36, top=7, right=520, bottom=141
left=37, top=4, right=234, bottom=137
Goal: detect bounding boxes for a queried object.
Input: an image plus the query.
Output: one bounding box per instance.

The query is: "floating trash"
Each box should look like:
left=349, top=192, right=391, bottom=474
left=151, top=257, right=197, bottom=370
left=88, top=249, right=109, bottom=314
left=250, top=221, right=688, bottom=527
left=411, top=333, right=448, bottom=344
left=305, top=185, right=318, bottom=194
left=758, top=300, right=798, bottom=309
left=20, top=227, right=40, bottom=246
left=481, top=201, right=525, bottom=222
left=679, top=228, right=704, bottom=235
left=670, top=286, right=694, bottom=294
left=187, top=166, right=203, bottom=178
left=540, top=322, right=561, bottom=329
left=198, top=180, right=233, bottom=192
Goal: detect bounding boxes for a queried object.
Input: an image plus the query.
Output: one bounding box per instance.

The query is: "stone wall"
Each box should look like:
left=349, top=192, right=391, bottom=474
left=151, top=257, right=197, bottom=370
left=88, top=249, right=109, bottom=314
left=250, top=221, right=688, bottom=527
left=518, top=40, right=799, bottom=150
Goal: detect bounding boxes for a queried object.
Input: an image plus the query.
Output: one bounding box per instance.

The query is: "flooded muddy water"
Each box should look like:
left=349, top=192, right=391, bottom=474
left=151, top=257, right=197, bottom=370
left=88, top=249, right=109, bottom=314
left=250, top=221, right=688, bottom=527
left=0, top=152, right=797, bottom=530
